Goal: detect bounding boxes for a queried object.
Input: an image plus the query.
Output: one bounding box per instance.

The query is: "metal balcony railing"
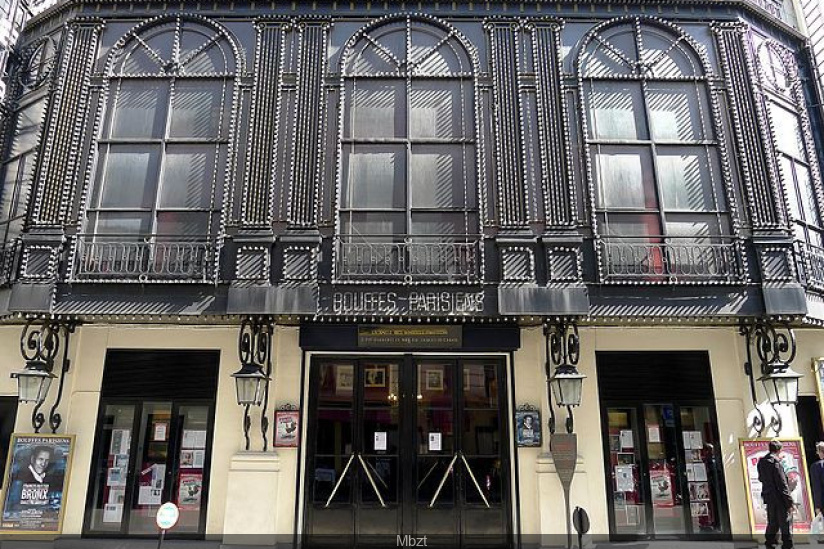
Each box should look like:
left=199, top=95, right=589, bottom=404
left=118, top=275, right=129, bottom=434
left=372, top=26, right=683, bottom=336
left=794, top=240, right=824, bottom=292
left=336, top=235, right=480, bottom=283
left=73, top=236, right=214, bottom=282
left=599, top=236, right=743, bottom=284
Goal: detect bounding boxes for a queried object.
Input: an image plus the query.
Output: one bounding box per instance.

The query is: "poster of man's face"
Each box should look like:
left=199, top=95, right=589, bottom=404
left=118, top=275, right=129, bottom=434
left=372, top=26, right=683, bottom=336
left=515, top=410, right=541, bottom=447
left=1, top=434, right=74, bottom=533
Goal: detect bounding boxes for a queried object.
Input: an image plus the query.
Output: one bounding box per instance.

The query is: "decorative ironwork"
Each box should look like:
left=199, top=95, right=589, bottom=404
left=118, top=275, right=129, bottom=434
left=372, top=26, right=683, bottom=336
left=237, top=316, right=274, bottom=451
left=544, top=319, right=581, bottom=434
left=0, top=240, right=19, bottom=286
left=600, top=237, right=743, bottom=284
left=740, top=319, right=798, bottom=436
left=795, top=240, right=824, bottom=292
left=73, top=237, right=213, bottom=282
left=336, top=236, right=480, bottom=283
left=19, top=319, right=74, bottom=433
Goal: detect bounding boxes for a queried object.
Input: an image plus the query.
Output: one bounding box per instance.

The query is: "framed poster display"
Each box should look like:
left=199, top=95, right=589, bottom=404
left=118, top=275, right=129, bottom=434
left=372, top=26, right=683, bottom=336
left=274, top=409, right=300, bottom=447
left=740, top=438, right=814, bottom=534
left=813, top=357, right=824, bottom=427
left=0, top=433, right=75, bottom=534
left=514, top=408, right=541, bottom=447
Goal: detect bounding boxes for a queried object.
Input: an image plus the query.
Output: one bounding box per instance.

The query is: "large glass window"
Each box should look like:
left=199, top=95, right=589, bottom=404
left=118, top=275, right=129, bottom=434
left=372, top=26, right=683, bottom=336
left=338, top=18, right=478, bottom=279
left=0, top=396, right=17, bottom=489
left=756, top=39, right=824, bottom=290
left=86, top=19, right=235, bottom=244
left=579, top=21, right=732, bottom=280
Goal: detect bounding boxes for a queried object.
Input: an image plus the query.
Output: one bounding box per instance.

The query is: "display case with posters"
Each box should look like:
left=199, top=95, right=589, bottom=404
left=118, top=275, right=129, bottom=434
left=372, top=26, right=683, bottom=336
left=740, top=438, right=814, bottom=534
left=0, top=434, right=75, bottom=534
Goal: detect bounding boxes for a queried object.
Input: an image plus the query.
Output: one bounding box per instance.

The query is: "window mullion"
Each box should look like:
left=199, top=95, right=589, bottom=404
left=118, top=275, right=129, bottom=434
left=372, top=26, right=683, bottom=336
left=640, top=79, right=666, bottom=241
left=152, top=77, right=175, bottom=240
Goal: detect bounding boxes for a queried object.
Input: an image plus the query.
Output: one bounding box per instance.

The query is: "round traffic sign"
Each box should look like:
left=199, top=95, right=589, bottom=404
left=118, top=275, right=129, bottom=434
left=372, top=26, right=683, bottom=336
left=156, top=502, right=180, bottom=530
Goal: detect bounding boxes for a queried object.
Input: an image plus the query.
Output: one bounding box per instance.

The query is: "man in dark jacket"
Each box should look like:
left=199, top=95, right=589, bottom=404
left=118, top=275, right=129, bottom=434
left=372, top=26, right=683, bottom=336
left=758, top=439, right=795, bottom=549
left=810, top=442, right=824, bottom=542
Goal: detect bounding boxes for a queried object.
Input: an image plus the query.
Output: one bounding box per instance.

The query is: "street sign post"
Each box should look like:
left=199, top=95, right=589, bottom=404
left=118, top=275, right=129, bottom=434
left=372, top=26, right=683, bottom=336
left=550, top=433, right=578, bottom=549
left=155, top=502, right=180, bottom=549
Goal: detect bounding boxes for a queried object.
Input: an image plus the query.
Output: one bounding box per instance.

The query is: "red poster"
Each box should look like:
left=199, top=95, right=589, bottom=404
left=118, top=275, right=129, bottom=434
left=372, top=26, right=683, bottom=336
left=177, top=473, right=202, bottom=511
left=740, top=438, right=814, bottom=534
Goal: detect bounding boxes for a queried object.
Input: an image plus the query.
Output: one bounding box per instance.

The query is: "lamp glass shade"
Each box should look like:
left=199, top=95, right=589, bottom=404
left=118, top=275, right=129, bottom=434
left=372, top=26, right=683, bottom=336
left=550, top=366, right=586, bottom=407
left=231, top=364, right=269, bottom=406
left=11, top=366, right=54, bottom=404
left=760, top=366, right=802, bottom=406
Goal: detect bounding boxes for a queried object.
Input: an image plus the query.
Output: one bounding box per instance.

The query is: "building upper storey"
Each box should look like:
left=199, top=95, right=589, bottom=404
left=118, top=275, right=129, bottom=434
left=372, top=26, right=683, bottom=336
left=0, top=0, right=822, bottom=324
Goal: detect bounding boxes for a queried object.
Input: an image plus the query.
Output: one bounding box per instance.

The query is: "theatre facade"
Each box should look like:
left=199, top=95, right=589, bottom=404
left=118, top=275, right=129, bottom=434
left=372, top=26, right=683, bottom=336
left=1, top=0, right=824, bottom=547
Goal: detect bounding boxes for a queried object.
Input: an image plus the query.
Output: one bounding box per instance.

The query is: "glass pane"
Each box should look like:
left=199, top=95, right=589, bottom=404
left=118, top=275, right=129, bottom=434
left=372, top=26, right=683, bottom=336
left=342, top=145, right=406, bottom=209
left=410, top=80, right=469, bottom=139
left=417, top=409, right=455, bottom=454
left=87, top=404, right=135, bottom=532
left=769, top=102, right=804, bottom=159
left=587, top=82, right=647, bottom=140
left=796, top=164, right=822, bottom=227
left=781, top=157, right=803, bottom=222
left=99, top=146, right=161, bottom=208
left=159, top=145, right=216, bottom=209
left=143, top=29, right=174, bottom=65
left=0, top=160, right=19, bottom=223
left=417, top=362, right=453, bottom=406
left=410, top=212, right=468, bottom=237
left=463, top=457, right=503, bottom=505
left=91, top=212, right=152, bottom=237
left=417, top=456, right=455, bottom=504
left=313, top=456, right=352, bottom=504
left=10, top=99, right=45, bottom=157
left=362, top=363, right=400, bottom=407
left=342, top=212, right=405, bottom=238
left=606, top=407, right=646, bottom=535
left=155, top=211, right=210, bottom=237
left=603, top=213, right=662, bottom=237
left=647, top=83, right=710, bottom=141
left=593, top=146, right=657, bottom=209
left=363, top=409, right=399, bottom=454
left=462, top=362, right=498, bottom=409
left=644, top=404, right=686, bottom=535
left=582, top=30, right=637, bottom=77
left=173, top=405, right=209, bottom=534
left=360, top=456, right=398, bottom=504
left=179, top=29, right=227, bottom=74
left=345, top=80, right=404, bottom=139
left=462, top=410, right=500, bottom=455
left=128, top=402, right=172, bottom=535
left=658, top=147, right=720, bottom=212
left=112, top=80, right=168, bottom=139
left=318, top=363, right=356, bottom=408
left=120, top=45, right=162, bottom=75
left=410, top=26, right=465, bottom=74
left=410, top=145, right=471, bottom=209
left=315, top=409, right=352, bottom=455
left=680, top=406, right=724, bottom=535
left=169, top=81, right=224, bottom=138
left=640, top=31, right=696, bottom=78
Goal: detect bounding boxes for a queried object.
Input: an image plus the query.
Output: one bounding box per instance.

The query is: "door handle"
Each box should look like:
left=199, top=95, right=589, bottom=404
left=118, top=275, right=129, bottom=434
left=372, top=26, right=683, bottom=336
left=357, top=454, right=387, bottom=508
left=325, top=453, right=356, bottom=508
left=429, top=454, right=459, bottom=508
left=460, top=452, right=491, bottom=509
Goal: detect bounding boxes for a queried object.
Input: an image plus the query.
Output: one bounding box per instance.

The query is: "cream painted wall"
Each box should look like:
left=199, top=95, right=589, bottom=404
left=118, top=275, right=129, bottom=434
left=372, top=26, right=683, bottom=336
left=514, top=326, right=766, bottom=540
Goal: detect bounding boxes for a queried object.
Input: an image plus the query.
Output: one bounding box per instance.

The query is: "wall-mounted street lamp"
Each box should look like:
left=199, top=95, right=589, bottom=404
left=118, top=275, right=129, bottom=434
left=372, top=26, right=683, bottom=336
left=544, top=319, right=586, bottom=434
left=10, top=319, right=74, bottom=433
left=740, top=319, right=800, bottom=436
left=234, top=316, right=274, bottom=451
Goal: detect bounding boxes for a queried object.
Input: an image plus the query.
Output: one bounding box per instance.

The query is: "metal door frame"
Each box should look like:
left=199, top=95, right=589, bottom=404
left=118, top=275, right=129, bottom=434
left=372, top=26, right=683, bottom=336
left=297, top=351, right=517, bottom=549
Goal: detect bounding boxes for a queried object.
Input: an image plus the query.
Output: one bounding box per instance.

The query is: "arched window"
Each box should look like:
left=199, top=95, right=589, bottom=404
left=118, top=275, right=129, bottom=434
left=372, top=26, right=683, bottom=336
left=337, top=17, right=478, bottom=281
left=578, top=20, right=734, bottom=282
left=80, top=17, right=236, bottom=280
left=756, top=40, right=824, bottom=290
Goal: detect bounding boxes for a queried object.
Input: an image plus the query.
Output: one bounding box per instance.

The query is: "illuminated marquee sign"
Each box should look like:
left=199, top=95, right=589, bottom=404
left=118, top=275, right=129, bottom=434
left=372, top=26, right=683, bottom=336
left=330, top=290, right=486, bottom=316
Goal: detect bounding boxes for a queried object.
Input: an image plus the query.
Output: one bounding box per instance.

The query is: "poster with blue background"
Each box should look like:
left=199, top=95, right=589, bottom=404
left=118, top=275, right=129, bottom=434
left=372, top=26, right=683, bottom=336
left=1, top=434, right=74, bottom=533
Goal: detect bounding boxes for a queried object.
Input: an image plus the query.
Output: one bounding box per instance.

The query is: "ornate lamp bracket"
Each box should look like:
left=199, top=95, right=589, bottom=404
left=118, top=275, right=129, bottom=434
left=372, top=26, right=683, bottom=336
left=544, top=318, right=582, bottom=435
left=237, top=316, right=275, bottom=451
left=18, top=319, right=74, bottom=433
left=740, top=318, right=798, bottom=436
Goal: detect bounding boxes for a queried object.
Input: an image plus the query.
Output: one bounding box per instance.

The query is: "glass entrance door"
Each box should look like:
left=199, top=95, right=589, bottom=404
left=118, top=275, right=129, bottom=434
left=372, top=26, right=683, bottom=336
left=304, top=356, right=511, bottom=549
left=603, top=402, right=727, bottom=541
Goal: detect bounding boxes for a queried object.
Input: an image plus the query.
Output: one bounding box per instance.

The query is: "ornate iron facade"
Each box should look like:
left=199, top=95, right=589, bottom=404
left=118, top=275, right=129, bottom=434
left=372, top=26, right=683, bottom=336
left=0, top=0, right=818, bottom=324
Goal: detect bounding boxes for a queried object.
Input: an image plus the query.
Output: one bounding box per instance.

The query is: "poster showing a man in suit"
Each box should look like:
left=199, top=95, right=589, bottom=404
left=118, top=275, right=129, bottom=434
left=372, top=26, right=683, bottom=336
left=0, top=434, right=74, bottom=533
